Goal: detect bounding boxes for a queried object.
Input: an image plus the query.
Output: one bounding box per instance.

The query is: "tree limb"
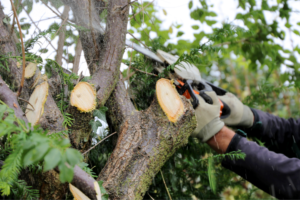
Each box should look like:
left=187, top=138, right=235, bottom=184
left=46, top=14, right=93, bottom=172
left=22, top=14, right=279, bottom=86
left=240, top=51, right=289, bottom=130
left=0, top=76, right=27, bottom=123
left=9, top=0, right=25, bottom=97
left=106, top=80, right=136, bottom=132
left=98, top=94, right=197, bottom=199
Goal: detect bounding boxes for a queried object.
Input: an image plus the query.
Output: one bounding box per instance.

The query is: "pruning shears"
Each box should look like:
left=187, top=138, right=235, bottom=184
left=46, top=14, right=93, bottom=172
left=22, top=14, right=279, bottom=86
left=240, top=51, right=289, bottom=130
left=125, top=40, right=231, bottom=119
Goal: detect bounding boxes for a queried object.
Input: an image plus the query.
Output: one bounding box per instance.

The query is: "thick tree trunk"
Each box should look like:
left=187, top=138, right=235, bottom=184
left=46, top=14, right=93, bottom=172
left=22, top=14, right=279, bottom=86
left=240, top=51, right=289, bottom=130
left=99, top=88, right=197, bottom=199
left=65, top=0, right=129, bottom=156
left=62, top=0, right=105, bottom=75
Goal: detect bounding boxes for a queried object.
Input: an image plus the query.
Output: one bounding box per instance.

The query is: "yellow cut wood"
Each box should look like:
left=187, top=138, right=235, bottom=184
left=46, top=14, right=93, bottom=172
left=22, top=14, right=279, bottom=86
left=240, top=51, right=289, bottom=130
left=94, top=181, right=102, bottom=200
left=69, top=183, right=91, bottom=200
left=25, top=81, right=49, bottom=125
left=156, top=78, right=184, bottom=122
left=25, top=62, right=37, bottom=79
left=70, top=82, right=96, bottom=112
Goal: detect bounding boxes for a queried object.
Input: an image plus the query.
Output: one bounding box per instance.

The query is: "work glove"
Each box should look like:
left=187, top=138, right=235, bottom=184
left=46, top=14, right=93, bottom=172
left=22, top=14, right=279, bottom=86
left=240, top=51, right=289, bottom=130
left=218, top=93, right=254, bottom=128
left=192, top=91, right=224, bottom=142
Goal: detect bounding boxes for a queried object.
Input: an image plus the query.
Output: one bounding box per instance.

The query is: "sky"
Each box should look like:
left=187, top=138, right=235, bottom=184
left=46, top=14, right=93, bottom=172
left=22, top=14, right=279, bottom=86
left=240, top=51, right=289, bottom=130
left=1, top=0, right=300, bottom=75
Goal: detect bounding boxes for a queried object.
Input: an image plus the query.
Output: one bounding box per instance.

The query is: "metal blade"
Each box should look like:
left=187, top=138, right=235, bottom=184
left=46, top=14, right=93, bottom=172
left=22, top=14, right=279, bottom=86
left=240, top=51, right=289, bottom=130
left=125, top=40, right=164, bottom=64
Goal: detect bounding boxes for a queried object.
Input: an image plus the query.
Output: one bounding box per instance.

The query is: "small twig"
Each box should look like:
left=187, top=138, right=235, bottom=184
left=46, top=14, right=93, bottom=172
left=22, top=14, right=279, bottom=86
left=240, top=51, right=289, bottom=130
left=10, top=0, right=25, bottom=97
left=22, top=4, right=57, bottom=53
left=18, top=97, right=35, bottom=111
left=42, top=2, right=74, bottom=24
left=147, top=192, right=155, bottom=200
left=121, top=0, right=138, bottom=10
left=129, top=0, right=155, bottom=21
left=131, top=66, right=157, bottom=77
left=160, top=170, right=172, bottom=200
left=127, top=32, right=148, bottom=49
left=33, top=16, right=59, bottom=23
left=38, top=15, right=68, bottom=57
left=82, top=132, right=117, bottom=155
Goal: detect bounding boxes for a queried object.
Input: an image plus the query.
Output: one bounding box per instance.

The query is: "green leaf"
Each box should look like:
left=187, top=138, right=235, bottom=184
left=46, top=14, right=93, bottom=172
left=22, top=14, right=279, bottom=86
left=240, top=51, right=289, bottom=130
left=89, top=120, right=102, bottom=133
left=188, top=1, right=193, bottom=9
left=207, top=157, right=216, bottom=194
left=44, top=149, right=61, bottom=172
left=23, top=143, right=50, bottom=166
left=93, top=106, right=108, bottom=123
left=176, top=31, right=184, bottom=37
left=2, top=18, right=9, bottom=25
left=163, top=9, right=167, bottom=16
left=65, top=148, right=83, bottom=166
left=192, top=25, right=199, bottom=30
left=58, top=164, right=74, bottom=183
left=169, top=26, right=173, bottom=34
left=293, top=30, right=300, bottom=36
left=206, top=20, right=217, bottom=26
left=98, top=181, right=109, bottom=200
left=285, top=23, right=292, bottom=28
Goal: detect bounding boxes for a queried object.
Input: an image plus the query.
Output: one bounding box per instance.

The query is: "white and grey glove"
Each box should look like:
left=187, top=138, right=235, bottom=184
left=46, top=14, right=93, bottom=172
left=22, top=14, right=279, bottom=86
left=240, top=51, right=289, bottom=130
left=192, top=91, right=224, bottom=142
left=218, top=92, right=254, bottom=128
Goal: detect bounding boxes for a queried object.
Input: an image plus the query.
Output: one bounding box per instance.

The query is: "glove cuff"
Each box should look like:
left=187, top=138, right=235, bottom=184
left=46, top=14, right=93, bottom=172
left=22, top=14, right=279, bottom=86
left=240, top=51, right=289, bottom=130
left=239, top=105, right=254, bottom=128
left=200, top=118, right=224, bottom=142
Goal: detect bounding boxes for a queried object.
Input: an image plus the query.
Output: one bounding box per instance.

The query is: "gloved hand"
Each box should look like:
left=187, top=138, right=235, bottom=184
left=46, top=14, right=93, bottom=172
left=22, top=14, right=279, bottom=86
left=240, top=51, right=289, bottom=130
left=218, top=92, right=254, bottom=128
left=192, top=91, right=224, bottom=142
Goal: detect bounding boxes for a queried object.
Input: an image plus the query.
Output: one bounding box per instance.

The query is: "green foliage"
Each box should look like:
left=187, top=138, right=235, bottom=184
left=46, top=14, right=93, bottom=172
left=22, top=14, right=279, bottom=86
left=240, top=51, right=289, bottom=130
left=0, top=102, right=83, bottom=196
left=98, top=181, right=109, bottom=200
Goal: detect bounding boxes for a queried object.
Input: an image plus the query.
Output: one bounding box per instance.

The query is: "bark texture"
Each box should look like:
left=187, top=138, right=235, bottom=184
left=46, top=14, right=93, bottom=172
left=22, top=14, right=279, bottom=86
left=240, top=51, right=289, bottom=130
left=62, top=0, right=105, bottom=74
left=73, top=38, right=82, bottom=74
left=0, top=6, right=30, bottom=102
left=55, top=5, right=70, bottom=66
left=98, top=94, right=197, bottom=199
left=106, top=80, right=137, bottom=132
left=0, top=76, right=27, bottom=123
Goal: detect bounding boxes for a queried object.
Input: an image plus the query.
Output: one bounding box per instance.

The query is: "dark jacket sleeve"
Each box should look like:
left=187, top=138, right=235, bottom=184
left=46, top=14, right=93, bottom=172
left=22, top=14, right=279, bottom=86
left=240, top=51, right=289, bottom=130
left=222, top=134, right=300, bottom=199
left=240, top=109, right=300, bottom=158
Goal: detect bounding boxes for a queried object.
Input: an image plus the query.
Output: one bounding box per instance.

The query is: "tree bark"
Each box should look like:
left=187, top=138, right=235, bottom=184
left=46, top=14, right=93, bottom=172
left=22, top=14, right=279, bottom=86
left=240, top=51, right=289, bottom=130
left=0, top=76, right=27, bottom=123
left=65, top=0, right=129, bottom=156
left=98, top=85, right=197, bottom=199
left=0, top=5, right=30, bottom=102
left=61, top=0, right=105, bottom=75
left=55, top=5, right=70, bottom=66
left=73, top=38, right=82, bottom=74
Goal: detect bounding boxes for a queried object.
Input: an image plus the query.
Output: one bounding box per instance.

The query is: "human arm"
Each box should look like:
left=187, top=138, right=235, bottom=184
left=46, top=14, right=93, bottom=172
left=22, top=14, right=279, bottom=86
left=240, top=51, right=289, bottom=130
left=207, top=127, right=300, bottom=199
left=219, top=92, right=300, bottom=158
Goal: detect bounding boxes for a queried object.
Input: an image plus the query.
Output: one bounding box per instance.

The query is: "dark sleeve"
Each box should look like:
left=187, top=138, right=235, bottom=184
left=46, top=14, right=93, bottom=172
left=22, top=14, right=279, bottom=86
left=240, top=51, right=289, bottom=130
left=222, top=134, right=300, bottom=199
left=240, top=109, right=300, bottom=158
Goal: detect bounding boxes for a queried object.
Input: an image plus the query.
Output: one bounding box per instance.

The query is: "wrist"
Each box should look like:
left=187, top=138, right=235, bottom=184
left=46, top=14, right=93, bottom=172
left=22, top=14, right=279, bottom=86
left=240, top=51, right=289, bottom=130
left=206, top=126, right=235, bottom=154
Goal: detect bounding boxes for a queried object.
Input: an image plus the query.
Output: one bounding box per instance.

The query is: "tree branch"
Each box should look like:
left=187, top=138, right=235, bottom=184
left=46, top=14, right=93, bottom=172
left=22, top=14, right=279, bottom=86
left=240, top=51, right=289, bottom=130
left=0, top=76, right=27, bottom=123
left=106, top=80, right=136, bottom=132
left=9, top=0, right=25, bottom=97
left=98, top=94, right=197, bottom=199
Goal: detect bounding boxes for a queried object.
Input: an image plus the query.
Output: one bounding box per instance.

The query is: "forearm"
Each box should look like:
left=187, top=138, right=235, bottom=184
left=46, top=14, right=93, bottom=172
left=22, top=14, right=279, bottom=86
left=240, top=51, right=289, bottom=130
left=240, top=109, right=300, bottom=158
left=207, top=126, right=300, bottom=199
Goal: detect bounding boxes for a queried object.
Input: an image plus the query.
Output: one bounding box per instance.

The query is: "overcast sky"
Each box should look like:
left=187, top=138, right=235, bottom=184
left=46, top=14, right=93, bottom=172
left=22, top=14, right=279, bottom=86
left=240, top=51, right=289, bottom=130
left=1, top=0, right=300, bottom=75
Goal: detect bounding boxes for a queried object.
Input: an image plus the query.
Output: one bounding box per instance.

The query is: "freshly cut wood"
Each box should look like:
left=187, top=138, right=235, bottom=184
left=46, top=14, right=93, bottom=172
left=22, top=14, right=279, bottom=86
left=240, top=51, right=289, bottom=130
left=94, top=181, right=102, bottom=200
left=69, top=183, right=91, bottom=200
left=156, top=78, right=184, bottom=122
left=25, top=62, right=37, bottom=79
left=70, top=82, right=96, bottom=112
left=25, top=81, right=49, bottom=125
left=31, top=72, right=48, bottom=89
